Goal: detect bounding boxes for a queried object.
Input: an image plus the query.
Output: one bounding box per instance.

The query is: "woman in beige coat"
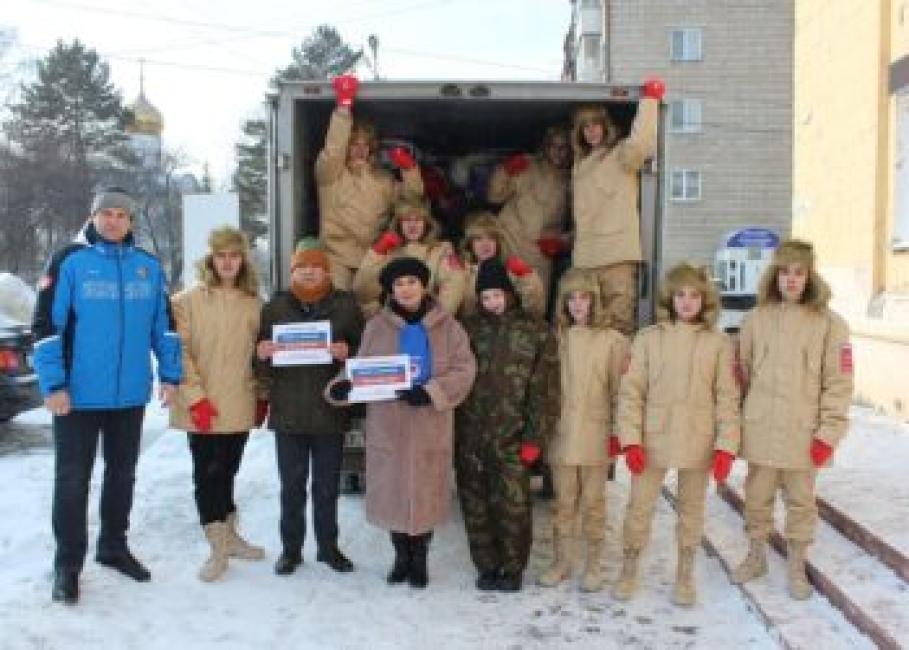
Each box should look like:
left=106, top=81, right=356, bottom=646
left=318, top=75, right=424, bottom=291
left=537, top=268, right=629, bottom=593
left=352, top=197, right=466, bottom=318
left=613, top=263, right=741, bottom=607
left=170, top=227, right=267, bottom=582
left=457, top=212, right=546, bottom=320
left=731, top=239, right=853, bottom=600
left=327, top=257, right=476, bottom=588
left=570, top=78, right=663, bottom=336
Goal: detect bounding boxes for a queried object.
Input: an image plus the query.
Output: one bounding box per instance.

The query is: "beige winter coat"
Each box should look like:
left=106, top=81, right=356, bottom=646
left=571, top=98, right=658, bottom=269
left=738, top=302, right=853, bottom=470
left=459, top=262, right=546, bottom=320
left=326, top=302, right=477, bottom=535
left=316, top=109, right=424, bottom=271
left=548, top=326, right=629, bottom=466
left=618, top=321, right=741, bottom=469
left=488, top=157, right=568, bottom=284
left=170, top=285, right=262, bottom=433
left=352, top=241, right=466, bottom=318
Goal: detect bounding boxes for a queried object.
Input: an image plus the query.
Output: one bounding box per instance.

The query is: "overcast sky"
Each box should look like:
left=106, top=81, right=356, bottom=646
left=4, top=0, right=569, bottom=183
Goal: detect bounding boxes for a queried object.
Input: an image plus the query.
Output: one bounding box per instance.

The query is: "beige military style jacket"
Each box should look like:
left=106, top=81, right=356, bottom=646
left=571, top=98, right=658, bottom=269
left=738, top=301, right=853, bottom=470
left=618, top=321, right=741, bottom=469
left=316, top=109, right=424, bottom=272
left=170, top=285, right=262, bottom=433
left=548, top=326, right=630, bottom=467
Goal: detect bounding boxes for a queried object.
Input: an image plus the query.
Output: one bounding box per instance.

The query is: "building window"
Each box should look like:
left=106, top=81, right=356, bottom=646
left=895, top=93, right=909, bottom=249
left=669, top=98, right=702, bottom=133
left=583, top=35, right=601, bottom=61
left=670, top=28, right=703, bottom=62
left=670, top=169, right=702, bottom=201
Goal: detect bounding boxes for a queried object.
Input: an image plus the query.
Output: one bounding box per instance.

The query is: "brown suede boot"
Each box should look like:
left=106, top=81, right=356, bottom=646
left=225, top=511, right=265, bottom=560
left=731, top=538, right=768, bottom=585
left=579, top=539, right=604, bottom=593
left=537, top=535, right=572, bottom=587
left=611, top=549, right=640, bottom=601
left=199, top=522, right=230, bottom=582
left=787, top=541, right=813, bottom=600
left=672, top=546, right=696, bottom=607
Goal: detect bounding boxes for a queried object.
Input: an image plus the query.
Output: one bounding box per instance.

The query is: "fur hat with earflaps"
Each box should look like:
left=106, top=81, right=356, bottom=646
left=556, top=267, right=608, bottom=331
left=757, top=238, right=831, bottom=310
left=196, top=226, right=259, bottom=296
left=461, top=211, right=509, bottom=264
left=571, top=104, right=620, bottom=161
left=656, top=262, right=719, bottom=328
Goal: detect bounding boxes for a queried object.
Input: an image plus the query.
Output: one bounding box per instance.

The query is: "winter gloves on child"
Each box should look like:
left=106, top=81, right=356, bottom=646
left=190, top=398, right=218, bottom=433
left=332, top=74, right=359, bottom=108
left=502, top=153, right=530, bottom=176
left=519, top=442, right=541, bottom=468
left=624, top=444, right=647, bottom=475
left=505, top=256, right=533, bottom=277
left=373, top=231, right=403, bottom=255
left=810, top=438, right=833, bottom=467
left=389, top=147, right=417, bottom=170
left=712, top=450, right=735, bottom=483
left=642, top=77, right=666, bottom=101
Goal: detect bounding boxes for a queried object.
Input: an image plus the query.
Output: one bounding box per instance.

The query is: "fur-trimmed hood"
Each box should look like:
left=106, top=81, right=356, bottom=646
left=655, top=262, right=719, bottom=328
left=460, top=211, right=510, bottom=264
left=571, top=104, right=620, bottom=161
left=756, top=239, right=831, bottom=310
left=388, top=198, right=442, bottom=247
left=556, top=267, right=609, bottom=331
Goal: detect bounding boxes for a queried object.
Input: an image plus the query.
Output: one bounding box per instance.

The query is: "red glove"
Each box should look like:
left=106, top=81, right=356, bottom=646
left=537, top=236, right=569, bottom=258
left=608, top=435, right=621, bottom=459
left=642, top=76, right=666, bottom=101
left=712, top=450, right=735, bottom=483
left=373, top=231, right=403, bottom=255
left=189, top=398, right=218, bottom=433
left=254, top=400, right=269, bottom=428
left=519, top=442, right=541, bottom=468
left=810, top=438, right=833, bottom=467
left=389, top=147, right=416, bottom=170
left=502, top=153, right=530, bottom=176
left=505, top=256, right=532, bottom=277
left=624, top=444, right=646, bottom=475
left=332, top=74, right=359, bottom=108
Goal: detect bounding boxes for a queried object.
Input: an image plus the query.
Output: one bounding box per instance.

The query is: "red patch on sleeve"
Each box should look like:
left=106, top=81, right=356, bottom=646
left=839, top=344, right=853, bottom=374
left=37, top=275, right=53, bottom=290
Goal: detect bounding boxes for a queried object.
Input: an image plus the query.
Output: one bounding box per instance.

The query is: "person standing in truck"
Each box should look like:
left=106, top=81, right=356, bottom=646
left=32, top=186, right=182, bottom=605
left=570, top=78, right=664, bottom=336
left=352, top=197, right=466, bottom=318
left=730, top=239, right=853, bottom=601
left=317, top=74, right=425, bottom=291
left=487, top=125, right=571, bottom=301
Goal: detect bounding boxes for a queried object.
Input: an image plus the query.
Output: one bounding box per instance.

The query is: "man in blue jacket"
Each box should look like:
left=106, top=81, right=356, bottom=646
left=32, top=187, right=182, bottom=605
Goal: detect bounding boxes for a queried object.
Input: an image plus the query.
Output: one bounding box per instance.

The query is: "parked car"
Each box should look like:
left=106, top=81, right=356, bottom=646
left=0, top=313, right=40, bottom=422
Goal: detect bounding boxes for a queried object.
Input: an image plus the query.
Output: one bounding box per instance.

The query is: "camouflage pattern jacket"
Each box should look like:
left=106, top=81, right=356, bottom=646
left=456, top=306, right=559, bottom=461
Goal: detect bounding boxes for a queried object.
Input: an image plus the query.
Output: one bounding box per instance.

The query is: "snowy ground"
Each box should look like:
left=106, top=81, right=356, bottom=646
left=0, top=404, right=904, bottom=649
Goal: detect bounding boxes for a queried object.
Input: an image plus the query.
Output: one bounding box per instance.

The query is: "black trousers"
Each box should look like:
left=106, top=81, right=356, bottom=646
left=187, top=432, right=249, bottom=525
left=274, top=432, right=343, bottom=554
left=52, top=407, right=144, bottom=571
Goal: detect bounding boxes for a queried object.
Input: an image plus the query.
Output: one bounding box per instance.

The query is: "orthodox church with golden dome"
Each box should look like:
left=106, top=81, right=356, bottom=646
left=124, top=66, right=164, bottom=169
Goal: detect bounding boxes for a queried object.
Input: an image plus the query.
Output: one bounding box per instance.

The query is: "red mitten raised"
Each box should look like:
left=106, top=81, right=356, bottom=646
left=389, top=146, right=416, bottom=170
left=810, top=438, right=833, bottom=467
left=608, top=434, right=621, bottom=459
left=254, top=400, right=269, bottom=427
left=712, top=450, right=735, bottom=483
left=537, top=236, right=569, bottom=258
left=642, top=76, right=665, bottom=101
left=505, top=256, right=532, bottom=277
left=332, top=74, right=359, bottom=108
left=624, top=444, right=647, bottom=475
left=502, top=153, right=530, bottom=176
left=373, top=231, right=403, bottom=255
left=519, top=442, right=541, bottom=468
left=189, top=398, right=218, bottom=433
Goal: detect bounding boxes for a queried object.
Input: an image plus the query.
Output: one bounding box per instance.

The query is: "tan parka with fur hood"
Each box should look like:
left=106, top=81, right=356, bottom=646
left=738, top=240, right=853, bottom=470
left=316, top=109, right=424, bottom=283
left=547, top=269, right=630, bottom=467
left=571, top=98, right=658, bottom=269
left=352, top=200, right=466, bottom=318
left=457, top=212, right=546, bottom=319
left=617, top=264, right=741, bottom=469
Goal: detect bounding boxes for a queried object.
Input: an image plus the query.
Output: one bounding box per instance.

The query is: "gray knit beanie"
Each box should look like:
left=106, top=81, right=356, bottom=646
left=91, top=186, right=136, bottom=216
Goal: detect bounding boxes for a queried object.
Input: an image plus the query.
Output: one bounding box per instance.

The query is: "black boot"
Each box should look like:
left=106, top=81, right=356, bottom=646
left=95, top=548, right=151, bottom=582
left=52, top=568, right=79, bottom=604
left=317, top=545, right=354, bottom=573
left=496, top=571, right=523, bottom=592
left=408, top=532, right=431, bottom=589
left=387, top=532, right=410, bottom=584
left=274, top=549, right=303, bottom=576
left=475, top=568, right=499, bottom=591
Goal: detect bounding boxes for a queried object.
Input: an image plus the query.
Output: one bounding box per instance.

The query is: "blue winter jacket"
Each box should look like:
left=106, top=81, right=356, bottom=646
left=32, top=222, right=182, bottom=409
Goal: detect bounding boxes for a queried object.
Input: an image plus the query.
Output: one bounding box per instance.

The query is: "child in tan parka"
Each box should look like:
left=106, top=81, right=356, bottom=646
left=731, top=239, right=853, bottom=600
left=537, top=268, right=629, bottom=593
left=613, top=263, right=741, bottom=607
left=352, top=197, right=466, bottom=318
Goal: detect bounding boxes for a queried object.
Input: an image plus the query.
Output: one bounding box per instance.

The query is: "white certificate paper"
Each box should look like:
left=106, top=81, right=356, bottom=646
left=272, top=321, right=332, bottom=366
left=346, top=355, right=412, bottom=402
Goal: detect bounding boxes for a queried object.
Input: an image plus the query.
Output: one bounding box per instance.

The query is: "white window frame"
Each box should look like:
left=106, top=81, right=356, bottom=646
left=894, top=92, right=909, bottom=249
left=670, top=28, right=703, bottom=62
left=669, top=98, right=703, bottom=134
left=670, top=169, right=702, bottom=202
left=582, top=34, right=601, bottom=62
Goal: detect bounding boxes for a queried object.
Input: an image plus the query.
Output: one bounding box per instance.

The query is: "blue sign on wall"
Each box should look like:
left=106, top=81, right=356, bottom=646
left=724, top=228, right=780, bottom=249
